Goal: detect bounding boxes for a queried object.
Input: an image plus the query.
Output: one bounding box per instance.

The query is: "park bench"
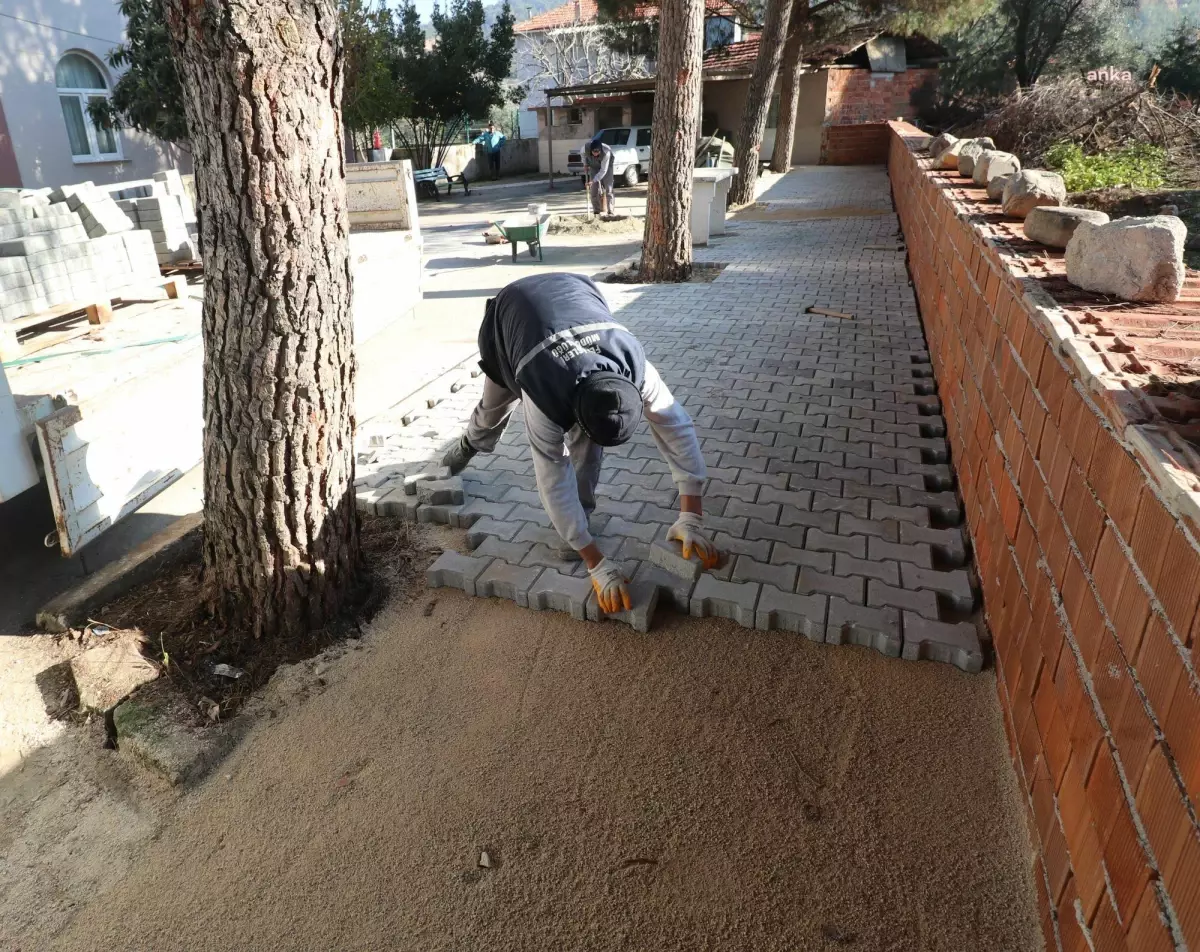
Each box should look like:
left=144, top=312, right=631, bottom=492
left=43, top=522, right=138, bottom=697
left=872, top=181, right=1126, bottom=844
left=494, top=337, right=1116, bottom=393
left=412, top=165, right=470, bottom=201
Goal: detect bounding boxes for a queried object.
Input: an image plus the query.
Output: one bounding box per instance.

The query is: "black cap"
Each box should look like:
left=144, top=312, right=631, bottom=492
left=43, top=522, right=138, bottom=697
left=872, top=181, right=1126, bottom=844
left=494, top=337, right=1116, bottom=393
left=573, top=372, right=642, bottom=447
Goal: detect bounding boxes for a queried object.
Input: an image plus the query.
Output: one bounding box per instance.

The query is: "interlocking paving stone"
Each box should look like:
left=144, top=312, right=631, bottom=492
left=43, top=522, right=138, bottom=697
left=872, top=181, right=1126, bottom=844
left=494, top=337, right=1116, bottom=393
left=426, top=551, right=494, bottom=596
left=731, top=556, right=797, bottom=591
left=867, top=580, right=940, bottom=620
left=447, top=499, right=514, bottom=528
left=648, top=539, right=703, bottom=581
left=797, top=567, right=865, bottom=604
left=376, top=488, right=421, bottom=521
left=826, top=597, right=902, bottom=657
left=473, top=537, right=534, bottom=563
left=689, top=575, right=760, bottom=627
left=805, top=528, right=866, bottom=558
left=467, top=517, right=522, bottom=548
left=603, top=516, right=661, bottom=543
left=755, top=586, right=827, bottom=640
left=769, top=542, right=834, bottom=573
left=528, top=570, right=593, bottom=621
left=585, top=578, right=659, bottom=633
left=867, top=536, right=933, bottom=568
left=834, top=553, right=900, bottom=586
left=899, top=564, right=976, bottom=611
left=522, top=544, right=587, bottom=577
left=899, top=523, right=968, bottom=566
left=476, top=561, right=544, bottom=608
left=632, top=561, right=697, bottom=613
left=901, top=614, right=984, bottom=673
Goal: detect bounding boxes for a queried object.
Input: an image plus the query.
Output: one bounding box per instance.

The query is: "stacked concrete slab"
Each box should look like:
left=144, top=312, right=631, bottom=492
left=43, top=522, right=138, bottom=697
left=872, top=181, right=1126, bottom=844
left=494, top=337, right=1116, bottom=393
left=0, top=183, right=163, bottom=323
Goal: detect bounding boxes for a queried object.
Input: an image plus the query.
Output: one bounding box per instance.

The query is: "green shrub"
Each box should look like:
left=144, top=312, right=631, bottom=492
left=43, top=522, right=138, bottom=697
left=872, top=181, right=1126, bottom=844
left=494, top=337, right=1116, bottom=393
left=1043, top=142, right=1168, bottom=191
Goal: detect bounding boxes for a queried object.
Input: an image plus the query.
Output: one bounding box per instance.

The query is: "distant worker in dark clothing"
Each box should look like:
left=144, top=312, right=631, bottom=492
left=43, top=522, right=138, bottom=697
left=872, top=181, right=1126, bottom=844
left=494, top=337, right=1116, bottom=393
left=442, top=273, right=721, bottom=614
left=473, top=122, right=507, bottom=180
left=586, top=138, right=614, bottom=215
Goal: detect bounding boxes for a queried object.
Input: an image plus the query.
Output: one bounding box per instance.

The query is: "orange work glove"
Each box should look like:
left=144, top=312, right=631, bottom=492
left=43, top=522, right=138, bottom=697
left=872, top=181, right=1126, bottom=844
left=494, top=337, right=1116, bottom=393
left=588, top=558, right=632, bottom=614
left=667, top=512, right=722, bottom=570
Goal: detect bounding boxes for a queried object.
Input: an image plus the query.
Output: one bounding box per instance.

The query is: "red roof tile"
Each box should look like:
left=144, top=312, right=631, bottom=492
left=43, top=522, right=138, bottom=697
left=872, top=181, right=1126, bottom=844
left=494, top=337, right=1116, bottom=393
left=702, top=36, right=759, bottom=73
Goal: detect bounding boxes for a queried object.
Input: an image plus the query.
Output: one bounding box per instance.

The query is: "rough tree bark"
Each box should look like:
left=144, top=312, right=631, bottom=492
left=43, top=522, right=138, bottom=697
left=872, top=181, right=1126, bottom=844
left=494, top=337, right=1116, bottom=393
left=640, top=0, right=705, bottom=282
left=163, top=0, right=359, bottom=639
left=728, top=0, right=795, bottom=206
left=769, top=30, right=803, bottom=173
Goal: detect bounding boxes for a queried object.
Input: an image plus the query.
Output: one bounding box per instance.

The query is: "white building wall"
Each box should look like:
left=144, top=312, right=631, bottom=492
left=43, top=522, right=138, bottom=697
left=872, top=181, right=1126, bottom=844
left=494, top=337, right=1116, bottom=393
left=0, top=0, right=188, bottom=189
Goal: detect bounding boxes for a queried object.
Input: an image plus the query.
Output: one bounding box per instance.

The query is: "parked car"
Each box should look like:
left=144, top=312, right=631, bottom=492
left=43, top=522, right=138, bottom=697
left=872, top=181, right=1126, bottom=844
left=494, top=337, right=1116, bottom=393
left=568, top=126, right=652, bottom=188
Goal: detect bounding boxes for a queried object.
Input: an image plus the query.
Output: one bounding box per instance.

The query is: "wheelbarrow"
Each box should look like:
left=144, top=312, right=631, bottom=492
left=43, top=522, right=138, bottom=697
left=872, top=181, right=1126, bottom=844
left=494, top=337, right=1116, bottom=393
left=493, top=214, right=552, bottom=262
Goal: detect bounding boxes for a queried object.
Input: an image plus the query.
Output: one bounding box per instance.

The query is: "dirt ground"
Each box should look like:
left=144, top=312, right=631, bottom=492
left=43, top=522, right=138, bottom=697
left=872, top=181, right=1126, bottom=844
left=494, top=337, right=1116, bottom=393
left=548, top=213, right=646, bottom=236
left=5, top=527, right=1043, bottom=952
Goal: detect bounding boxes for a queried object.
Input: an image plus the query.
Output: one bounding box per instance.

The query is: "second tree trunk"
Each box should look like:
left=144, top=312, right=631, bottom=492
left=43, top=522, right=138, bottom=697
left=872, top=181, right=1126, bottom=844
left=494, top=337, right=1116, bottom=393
left=769, top=31, right=804, bottom=173
left=728, top=0, right=795, bottom=206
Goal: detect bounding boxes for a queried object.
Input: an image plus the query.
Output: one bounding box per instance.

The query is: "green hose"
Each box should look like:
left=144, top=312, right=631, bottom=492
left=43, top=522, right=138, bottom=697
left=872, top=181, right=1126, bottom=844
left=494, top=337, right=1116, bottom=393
left=2, top=332, right=200, bottom=368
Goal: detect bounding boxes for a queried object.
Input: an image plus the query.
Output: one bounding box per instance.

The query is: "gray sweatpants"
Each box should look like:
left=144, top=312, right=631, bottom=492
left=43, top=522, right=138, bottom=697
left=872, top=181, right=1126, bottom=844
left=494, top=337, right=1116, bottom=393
left=466, top=376, right=602, bottom=518
left=590, top=176, right=614, bottom=215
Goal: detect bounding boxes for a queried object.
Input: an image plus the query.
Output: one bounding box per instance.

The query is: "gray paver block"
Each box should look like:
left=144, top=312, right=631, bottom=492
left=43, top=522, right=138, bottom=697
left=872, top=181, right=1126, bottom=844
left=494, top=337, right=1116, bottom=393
left=528, top=570, right=592, bottom=621
left=447, top=499, right=515, bottom=528
left=632, top=561, right=697, bottom=613
left=899, top=523, right=967, bottom=566
left=900, top=564, right=975, bottom=611
left=867, top=536, right=933, bottom=568
left=901, top=613, right=984, bottom=673
left=604, top=516, right=660, bottom=543
left=426, top=550, right=494, bottom=596
left=834, top=553, right=900, bottom=586
left=838, top=514, right=900, bottom=542
left=731, top=556, right=797, bottom=591
left=797, top=568, right=864, bottom=604
left=769, top=542, right=833, bottom=573
left=473, top=537, right=534, bottom=563
left=689, top=575, right=760, bottom=628
left=414, top=477, right=464, bottom=506
left=867, top=580, right=940, bottom=619
left=585, top=578, right=659, bottom=633
left=522, top=544, right=587, bottom=576
left=467, top=517, right=522, bottom=548
left=376, top=488, right=421, bottom=521
left=402, top=467, right=452, bottom=494
left=826, top=597, right=902, bottom=657
left=755, top=586, right=827, bottom=641
left=476, top=561, right=544, bottom=608
left=648, top=538, right=703, bottom=580
left=870, top=500, right=930, bottom=526
left=806, top=528, right=866, bottom=558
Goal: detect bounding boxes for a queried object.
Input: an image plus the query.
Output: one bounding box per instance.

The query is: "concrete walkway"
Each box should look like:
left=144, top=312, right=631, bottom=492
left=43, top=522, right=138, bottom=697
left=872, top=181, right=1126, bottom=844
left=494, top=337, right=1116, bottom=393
left=361, top=167, right=983, bottom=669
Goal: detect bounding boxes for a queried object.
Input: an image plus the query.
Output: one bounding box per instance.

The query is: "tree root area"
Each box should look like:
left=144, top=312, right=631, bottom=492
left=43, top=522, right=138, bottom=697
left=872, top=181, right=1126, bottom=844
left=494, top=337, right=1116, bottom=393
left=92, top=514, right=422, bottom=717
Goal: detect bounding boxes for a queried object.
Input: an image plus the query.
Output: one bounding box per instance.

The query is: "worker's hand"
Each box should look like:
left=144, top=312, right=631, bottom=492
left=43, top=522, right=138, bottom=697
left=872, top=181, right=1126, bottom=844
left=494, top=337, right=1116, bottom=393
left=588, top=558, right=632, bottom=614
left=667, top=512, right=722, bottom=570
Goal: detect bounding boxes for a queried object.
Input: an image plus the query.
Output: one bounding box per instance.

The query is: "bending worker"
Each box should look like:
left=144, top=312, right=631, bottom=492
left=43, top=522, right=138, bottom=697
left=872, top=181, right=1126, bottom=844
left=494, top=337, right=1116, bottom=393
left=586, top=138, right=615, bottom=216
left=443, top=272, right=722, bottom=613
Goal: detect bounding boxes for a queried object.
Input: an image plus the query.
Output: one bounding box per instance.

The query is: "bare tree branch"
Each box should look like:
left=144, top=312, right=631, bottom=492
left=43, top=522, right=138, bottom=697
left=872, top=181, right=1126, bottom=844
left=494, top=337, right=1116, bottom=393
left=517, top=26, right=652, bottom=89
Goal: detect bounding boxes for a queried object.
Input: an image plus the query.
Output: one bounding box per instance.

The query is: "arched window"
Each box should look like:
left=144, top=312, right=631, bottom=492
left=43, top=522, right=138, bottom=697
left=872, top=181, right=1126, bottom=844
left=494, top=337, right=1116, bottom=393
left=56, top=52, right=122, bottom=162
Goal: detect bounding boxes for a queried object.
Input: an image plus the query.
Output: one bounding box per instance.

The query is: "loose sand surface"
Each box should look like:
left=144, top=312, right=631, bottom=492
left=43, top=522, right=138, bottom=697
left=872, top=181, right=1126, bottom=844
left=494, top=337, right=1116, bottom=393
left=37, top=554, right=1042, bottom=952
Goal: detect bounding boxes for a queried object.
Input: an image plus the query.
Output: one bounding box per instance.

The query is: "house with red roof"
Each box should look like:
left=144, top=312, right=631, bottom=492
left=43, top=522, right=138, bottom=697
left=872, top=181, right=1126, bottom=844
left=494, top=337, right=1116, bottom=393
left=524, top=30, right=947, bottom=173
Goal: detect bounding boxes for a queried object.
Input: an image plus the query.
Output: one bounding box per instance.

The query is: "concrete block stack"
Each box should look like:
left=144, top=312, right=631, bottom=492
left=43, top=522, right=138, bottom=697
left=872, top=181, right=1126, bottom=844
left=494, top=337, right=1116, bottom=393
left=0, top=183, right=164, bottom=323
left=124, top=195, right=199, bottom=265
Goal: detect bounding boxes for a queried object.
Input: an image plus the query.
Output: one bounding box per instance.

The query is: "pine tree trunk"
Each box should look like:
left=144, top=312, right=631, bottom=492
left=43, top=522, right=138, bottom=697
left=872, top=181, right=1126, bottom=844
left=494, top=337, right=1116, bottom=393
left=640, top=0, right=705, bottom=282
left=769, top=31, right=803, bottom=173
left=728, top=0, right=795, bottom=207
left=163, top=0, right=359, bottom=640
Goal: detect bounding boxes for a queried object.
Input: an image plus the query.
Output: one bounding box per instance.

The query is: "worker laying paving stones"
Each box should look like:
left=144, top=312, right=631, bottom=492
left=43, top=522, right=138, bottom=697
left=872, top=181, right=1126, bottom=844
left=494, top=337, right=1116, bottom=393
left=442, top=272, right=722, bottom=614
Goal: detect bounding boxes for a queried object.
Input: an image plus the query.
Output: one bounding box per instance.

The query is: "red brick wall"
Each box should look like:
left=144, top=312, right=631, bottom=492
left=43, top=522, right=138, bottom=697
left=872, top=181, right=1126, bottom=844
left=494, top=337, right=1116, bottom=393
left=889, top=121, right=1200, bottom=952
left=824, top=67, right=937, bottom=125
left=819, top=68, right=936, bottom=165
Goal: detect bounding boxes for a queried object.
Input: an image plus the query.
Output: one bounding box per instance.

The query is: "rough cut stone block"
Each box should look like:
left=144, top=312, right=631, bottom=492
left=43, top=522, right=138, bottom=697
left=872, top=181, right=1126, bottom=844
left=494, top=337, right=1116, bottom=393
left=648, top=538, right=703, bottom=580
left=939, top=138, right=967, bottom=170
left=956, top=138, right=995, bottom=178
left=928, top=133, right=958, bottom=160
left=632, top=560, right=697, bottom=613
left=528, top=570, right=592, bottom=621
left=689, top=575, right=760, bottom=628
left=476, top=561, right=543, bottom=607
left=426, top=550, right=493, bottom=596
left=70, top=633, right=159, bottom=712
left=1065, top=215, right=1187, bottom=304
left=1023, top=206, right=1108, bottom=249
left=755, top=586, right=827, bottom=640
left=901, top=614, right=984, bottom=673
left=826, top=598, right=902, bottom=657
left=899, top=564, right=975, bottom=612
left=1001, top=170, right=1066, bottom=219
left=972, top=150, right=1018, bottom=188
left=585, top=578, right=659, bottom=633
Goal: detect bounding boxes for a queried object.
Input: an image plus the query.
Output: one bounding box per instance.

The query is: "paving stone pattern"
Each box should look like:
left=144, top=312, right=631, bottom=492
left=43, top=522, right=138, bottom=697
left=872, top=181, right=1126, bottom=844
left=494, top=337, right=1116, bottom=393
left=359, top=168, right=984, bottom=672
